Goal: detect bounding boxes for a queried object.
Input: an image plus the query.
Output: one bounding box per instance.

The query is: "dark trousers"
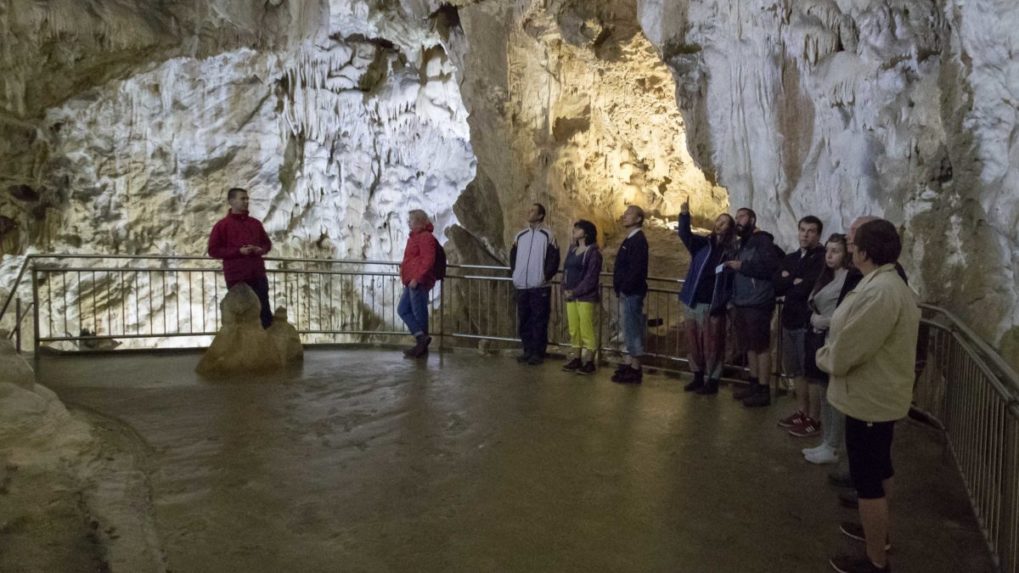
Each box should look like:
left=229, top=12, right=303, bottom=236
left=228, top=276, right=273, bottom=328
left=517, top=287, right=551, bottom=358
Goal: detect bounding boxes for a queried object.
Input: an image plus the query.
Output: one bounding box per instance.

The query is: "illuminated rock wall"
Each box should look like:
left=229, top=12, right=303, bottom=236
left=639, top=0, right=1019, bottom=360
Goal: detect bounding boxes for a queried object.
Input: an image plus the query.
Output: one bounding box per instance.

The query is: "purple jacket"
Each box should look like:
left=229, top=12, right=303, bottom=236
left=563, top=245, right=603, bottom=302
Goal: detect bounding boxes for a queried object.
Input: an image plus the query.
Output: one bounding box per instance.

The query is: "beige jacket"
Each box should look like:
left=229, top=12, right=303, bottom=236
left=817, top=264, right=920, bottom=422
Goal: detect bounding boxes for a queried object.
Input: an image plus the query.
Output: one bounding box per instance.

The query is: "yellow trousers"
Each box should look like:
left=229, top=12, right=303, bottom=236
left=566, top=301, right=597, bottom=352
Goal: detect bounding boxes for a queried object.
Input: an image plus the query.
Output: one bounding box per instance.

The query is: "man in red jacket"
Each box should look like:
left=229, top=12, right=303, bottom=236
left=398, top=209, right=438, bottom=358
left=208, top=187, right=274, bottom=328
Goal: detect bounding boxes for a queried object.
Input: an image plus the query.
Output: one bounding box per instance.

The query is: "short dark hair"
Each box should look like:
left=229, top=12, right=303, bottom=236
left=533, top=203, right=546, bottom=221
left=227, top=187, right=248, bottom=201
left=574, top=219, right=597, bottom=245
left=853, top=219, right=901, bottom=266
left=799, top=215, right=823, bottom=235
left=737, top=207, right=757, bottom=222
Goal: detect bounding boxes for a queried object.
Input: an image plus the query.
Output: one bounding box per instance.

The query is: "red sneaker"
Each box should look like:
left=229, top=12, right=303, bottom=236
left=788, top=417, right=821, bottom=438
left=777, top=410, right=805, bottom=429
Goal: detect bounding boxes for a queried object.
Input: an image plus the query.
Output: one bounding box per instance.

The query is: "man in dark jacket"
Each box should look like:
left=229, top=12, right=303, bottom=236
left=612, top=205, right=650, bottom=384
left=208, top=187, right=273, bottom=328
left=727, top=207, right=781, bottom=406
left=775, top=215, right=826, bottom=433
left=398, top=209, right=439, bottom=358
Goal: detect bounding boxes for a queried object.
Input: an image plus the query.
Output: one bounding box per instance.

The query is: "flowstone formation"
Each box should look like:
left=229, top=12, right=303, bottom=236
left=456, top=0, right=728, bottom=258
left=638, top=0, right=1019, bottom=362
left=197, top=283, right=284, bottom=375
left=0, top=0, right=475, bottom=340
left=267, top=306, right=304, bottom=363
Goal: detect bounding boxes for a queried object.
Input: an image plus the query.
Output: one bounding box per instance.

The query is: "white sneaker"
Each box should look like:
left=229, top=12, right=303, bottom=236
left=805, top=446, right=839, bottom=465
left=801, top=443, right=827, bottom=456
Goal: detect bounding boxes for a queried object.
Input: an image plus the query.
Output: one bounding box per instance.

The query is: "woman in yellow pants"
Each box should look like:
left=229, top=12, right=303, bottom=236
left=562, top=220, right=603, bottom=374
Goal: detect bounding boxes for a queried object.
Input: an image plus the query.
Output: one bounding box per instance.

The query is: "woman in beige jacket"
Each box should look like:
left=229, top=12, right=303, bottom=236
left=816, top=219, right=920, bottom=573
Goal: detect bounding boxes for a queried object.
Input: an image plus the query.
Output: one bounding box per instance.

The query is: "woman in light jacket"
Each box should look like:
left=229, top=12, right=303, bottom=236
left=561, top=220, right=603, bottom=375
left=816, top=219, right=919, bottom=573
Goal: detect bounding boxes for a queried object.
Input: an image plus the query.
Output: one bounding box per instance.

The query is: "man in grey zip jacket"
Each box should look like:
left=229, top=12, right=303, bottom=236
left=510, top=203, right=560, bottom=365
left=726, top=207, right=781, bottom=407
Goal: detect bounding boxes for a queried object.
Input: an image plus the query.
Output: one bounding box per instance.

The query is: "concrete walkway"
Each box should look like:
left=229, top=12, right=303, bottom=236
left=39, top=349, right=994, bottom=573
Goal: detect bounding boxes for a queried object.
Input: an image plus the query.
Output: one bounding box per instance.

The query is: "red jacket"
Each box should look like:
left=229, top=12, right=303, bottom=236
left=400, top=223, right=438, bottom=290
left=208, top=211, right=272, bottom=284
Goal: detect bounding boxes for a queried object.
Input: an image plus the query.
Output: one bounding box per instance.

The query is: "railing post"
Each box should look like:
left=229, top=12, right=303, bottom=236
left=31, top=268, right=40, bottom=356
left=14, top=297, right=21, bottom=353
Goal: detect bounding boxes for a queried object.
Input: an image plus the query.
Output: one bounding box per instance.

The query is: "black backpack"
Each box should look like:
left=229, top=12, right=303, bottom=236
left=432, top=238, right=447, bottom=281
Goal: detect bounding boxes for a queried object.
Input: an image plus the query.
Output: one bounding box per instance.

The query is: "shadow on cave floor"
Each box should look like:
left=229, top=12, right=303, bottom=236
left=37, top=349, right=993, bottom=573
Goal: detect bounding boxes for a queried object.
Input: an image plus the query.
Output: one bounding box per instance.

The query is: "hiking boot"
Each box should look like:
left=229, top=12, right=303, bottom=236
left=562, top=358, right=582, bottom=372
left=839, top=522, right=892, bottom=551
left=683, top=372, right=705, bottom=392
left=778, top=410, right=806, bottom=428
left=788, top=417, right=821, bottom=438
left=526, top=355, right=544, bottom=366
left=612, top=366, right=643, bottom=384
left=805, top=445, right=839, bottom=465
left=696, top=378, right=719, bottom=395
left=829, top=554, right=890, bottom=573
left=838, top=490, right=859, bottom=509
left=404, top=335, right=431, bottom=358
left=577, top=361, right=596, bottom=375
left=742, top=385, right=771, bottom=407
left=828, top=470, right=854, bottom=489
left=516, top=353, right=532, bottom=364
left=614, top=363, right=629, bottom=375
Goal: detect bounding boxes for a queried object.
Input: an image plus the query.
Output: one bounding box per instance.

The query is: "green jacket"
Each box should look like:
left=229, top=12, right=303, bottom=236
left=817, top=264, right=920, bottom=422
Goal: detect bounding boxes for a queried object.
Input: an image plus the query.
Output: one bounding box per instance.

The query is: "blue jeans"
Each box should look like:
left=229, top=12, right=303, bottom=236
left=398, top=286, right=430, bottom=336
left=620, top=294, right=645, bottom=357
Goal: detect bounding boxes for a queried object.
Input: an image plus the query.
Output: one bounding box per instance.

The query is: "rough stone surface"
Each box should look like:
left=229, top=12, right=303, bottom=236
left=267, top=306, right=304, bottom=363
left=196, top=283, right=283, bottom=375
left=638, top=0, right=1019, bottom=362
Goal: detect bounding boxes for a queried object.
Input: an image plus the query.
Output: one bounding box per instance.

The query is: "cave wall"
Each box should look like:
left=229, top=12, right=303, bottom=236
left=638, top=0, right=1019, bottom=359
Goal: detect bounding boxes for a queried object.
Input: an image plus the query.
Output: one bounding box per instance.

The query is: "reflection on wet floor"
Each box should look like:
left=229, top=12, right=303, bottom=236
left=39, top=349, right=994, bottom=573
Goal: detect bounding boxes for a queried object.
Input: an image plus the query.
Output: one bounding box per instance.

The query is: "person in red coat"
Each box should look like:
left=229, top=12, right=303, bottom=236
left=208, top=188, right=274, bottom=328
left=398, top=209, right=438, bottom=357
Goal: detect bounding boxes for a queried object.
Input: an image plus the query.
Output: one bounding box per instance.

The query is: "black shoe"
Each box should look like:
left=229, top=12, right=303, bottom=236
left=829, top=553, right=890, bottom=573
left=562, top=358, right=582, bottom=372
left=683, top=372, right=705, bottom=392
left=733, top=385, right=757, bottom=400
left=828, top=470, right=854, bottom=489
left=838, top=490, right=859, bottom=509
left=527, top=355, right=544, bottom=366
left=614, top=363, right=629, bottom=374
left=696, top=378, right=719, bottom=395
left=516, top=353, right=533, bottom=364
left=742, top=385, right=771, bottom=407
left=613, top=366, right=643, bottom=384
left=577, top=362, right=596, bottom=375
left=839, top=522, right=892, bottom=551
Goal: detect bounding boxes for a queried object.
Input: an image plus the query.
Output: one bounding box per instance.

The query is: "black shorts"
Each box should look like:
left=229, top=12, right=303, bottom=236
left=733, top=305, right=773, bottom=353
left=804, top=328, right=829, bottom=384
left=845, top=415, right=896, bottom=499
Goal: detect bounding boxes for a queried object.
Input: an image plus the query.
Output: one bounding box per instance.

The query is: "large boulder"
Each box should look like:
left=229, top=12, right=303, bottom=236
left=267, top=306, right=304, bottom=364
left=196, top=283, right=283, bottom=375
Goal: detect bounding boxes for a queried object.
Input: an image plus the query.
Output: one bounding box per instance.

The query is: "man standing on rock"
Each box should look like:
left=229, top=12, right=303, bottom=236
left=398, top=209, right=439, bottom=358
left=727, top=207, right=781, bottom=407
left=511, top=203, right=560, bottom=365
left=612, top=205, right=650, bottom=384
left=208, top=187, right=273, bottom=328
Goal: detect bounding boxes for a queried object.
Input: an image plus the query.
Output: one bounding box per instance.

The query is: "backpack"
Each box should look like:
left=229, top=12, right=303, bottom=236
left=432, top=238, right=447, bottom=281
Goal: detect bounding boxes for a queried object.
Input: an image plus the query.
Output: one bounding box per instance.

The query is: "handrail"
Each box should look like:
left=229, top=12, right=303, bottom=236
left=919, top=303, right=1019, bottom=398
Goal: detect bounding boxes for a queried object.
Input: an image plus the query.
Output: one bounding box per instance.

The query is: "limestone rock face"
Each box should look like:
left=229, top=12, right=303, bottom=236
left=196, top=283, right=283, bottom=375
left=638, top=0, right=1019, bottom=358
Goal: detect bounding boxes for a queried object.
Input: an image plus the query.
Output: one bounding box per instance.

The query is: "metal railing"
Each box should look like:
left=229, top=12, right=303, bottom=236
left=913, top=305, right=1019, bottom=573
left=1, top=254, right=1017, bottom=570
